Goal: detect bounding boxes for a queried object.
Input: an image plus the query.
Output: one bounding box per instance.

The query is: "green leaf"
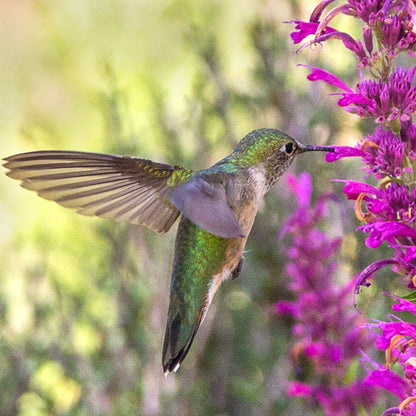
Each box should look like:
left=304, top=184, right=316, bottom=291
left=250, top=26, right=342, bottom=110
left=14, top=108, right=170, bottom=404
left=399, top=291, right=416, bottom=303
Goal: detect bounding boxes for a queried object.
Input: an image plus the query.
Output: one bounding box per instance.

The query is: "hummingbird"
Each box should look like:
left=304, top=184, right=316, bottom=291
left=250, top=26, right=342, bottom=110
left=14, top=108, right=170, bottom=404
left=3, top=128, right=333, bottom=375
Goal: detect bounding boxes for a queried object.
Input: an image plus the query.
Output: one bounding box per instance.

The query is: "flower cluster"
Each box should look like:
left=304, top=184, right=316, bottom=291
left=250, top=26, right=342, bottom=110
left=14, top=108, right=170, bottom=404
left=274, top=173, right=378, bottom=415
left=291, top=0, right=416, bottom=64
left=364, top=296, right=416, bottom=415
left=325, top=134, right=416, bottom=290
left=290, top=0, right=416, bottom=129
left=286, top=0, right=416, bottom=414
left=303, top=65, right=416, bottom=125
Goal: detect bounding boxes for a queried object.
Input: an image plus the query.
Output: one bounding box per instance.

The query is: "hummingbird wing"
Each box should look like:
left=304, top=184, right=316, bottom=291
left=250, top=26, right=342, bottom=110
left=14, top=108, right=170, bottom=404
left=3, top=150, right=193, bottom=233
left=169, top=175, right=246, bottom=239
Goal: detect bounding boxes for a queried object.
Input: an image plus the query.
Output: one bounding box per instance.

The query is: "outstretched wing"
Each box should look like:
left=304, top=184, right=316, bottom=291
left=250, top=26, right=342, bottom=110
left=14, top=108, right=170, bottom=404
left=3, top=150, right=193, bottom=233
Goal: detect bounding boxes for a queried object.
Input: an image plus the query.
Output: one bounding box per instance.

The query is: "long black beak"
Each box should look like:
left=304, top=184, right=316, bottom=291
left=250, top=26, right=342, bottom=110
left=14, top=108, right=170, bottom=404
left=297, top=142, right=335, bottom=153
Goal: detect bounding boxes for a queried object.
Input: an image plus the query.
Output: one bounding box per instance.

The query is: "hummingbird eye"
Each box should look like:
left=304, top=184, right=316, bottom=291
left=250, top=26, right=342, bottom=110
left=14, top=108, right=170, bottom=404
left=283, top=142, right=295, bottom=156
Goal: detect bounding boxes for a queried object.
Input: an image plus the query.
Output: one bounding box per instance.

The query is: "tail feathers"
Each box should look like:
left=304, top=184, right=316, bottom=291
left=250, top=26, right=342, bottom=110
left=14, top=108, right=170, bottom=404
left=162, top=312, right=201, bottom=376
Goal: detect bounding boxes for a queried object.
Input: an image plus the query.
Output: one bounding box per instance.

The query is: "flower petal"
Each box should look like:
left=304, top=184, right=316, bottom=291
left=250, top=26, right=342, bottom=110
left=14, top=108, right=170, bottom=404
left=355, top=259, right=398, bottom=294
left=286, top=172, right=312, bottom=208
left=299, top=65, right=353, bottom=92
left=288, top=21, right=320, bottom=44
left=310, top=0, right=338, bottom=23
left=365, top=369, right=408, bottom=400
left=325, top=145, right=363, bottom=161
left=362, top=222, right=416, bottom=248
left=287, top=381, right=312, bottom=397
left=339, top=180, right=378, bottom=200
left=389, top=295, right=416, bottom=314
left=338, top=92, right=375, bottom=107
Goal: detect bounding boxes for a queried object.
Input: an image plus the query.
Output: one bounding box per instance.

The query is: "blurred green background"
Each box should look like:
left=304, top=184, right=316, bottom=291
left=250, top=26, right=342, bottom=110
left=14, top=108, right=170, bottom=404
left=0, top=1, right=392, bottom=415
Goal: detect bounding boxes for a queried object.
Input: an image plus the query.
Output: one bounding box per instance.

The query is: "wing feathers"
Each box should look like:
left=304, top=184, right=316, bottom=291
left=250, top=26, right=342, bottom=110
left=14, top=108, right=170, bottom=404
left=3, top=150, right=193, bottom=233
left=169, top=177, right=245, bottom=238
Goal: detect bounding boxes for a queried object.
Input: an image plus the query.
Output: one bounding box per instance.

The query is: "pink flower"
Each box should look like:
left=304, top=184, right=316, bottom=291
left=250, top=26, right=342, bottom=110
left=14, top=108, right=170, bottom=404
left=325, top=146, right=363, bottom=162
left=286, top=1, right=416, bottom=414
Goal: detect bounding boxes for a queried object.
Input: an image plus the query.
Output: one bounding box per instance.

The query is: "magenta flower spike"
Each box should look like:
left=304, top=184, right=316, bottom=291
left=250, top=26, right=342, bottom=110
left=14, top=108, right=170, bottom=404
left=285, top=0, right=416, bottom=413
left=275, top=174, right=378, bottom=415
left=364, top=296, right=416, bottom=415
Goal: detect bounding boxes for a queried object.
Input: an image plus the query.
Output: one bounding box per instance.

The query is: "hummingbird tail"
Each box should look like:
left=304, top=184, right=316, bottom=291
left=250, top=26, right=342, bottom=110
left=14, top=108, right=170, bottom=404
left=162, top=325, right=198, bottom=375
left=162, top=313, right=201, bottom=375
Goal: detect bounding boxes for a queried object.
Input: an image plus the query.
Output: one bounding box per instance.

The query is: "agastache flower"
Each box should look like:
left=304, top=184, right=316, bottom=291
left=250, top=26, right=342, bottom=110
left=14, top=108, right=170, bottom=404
left=364, top=296, right=416, bottom=415
left=286, top=0, right=416, bottom=414
left=289, top=21, right=335, bottom=44
left=292, top=1, right=416, bottom=292
left=301, top=65, right=416, bottom=122
left=274, top=173, right=379, bottom=415
left=327, top=133, right=416, bottom=277
left=291, top=0, right=416, bottom=65
left=359, top=127, right=409, bottom=178
left=325, top=146, right=364, bottom=162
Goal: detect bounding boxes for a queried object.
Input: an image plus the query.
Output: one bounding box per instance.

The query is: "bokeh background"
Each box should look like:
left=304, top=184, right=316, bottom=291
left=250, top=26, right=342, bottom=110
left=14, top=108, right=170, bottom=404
left=0, top=1, right=393, bottom=415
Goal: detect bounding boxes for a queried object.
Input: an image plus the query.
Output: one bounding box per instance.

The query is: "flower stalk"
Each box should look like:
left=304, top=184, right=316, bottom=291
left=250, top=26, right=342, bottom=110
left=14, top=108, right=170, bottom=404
left=284, top=0, right=416, bottom=414
left=275, top=173, right=377, bottom=415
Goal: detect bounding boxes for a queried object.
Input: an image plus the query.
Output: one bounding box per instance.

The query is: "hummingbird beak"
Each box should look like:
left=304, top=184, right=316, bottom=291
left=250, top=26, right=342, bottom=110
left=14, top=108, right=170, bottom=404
left=297, top=142, right=335, bottom=154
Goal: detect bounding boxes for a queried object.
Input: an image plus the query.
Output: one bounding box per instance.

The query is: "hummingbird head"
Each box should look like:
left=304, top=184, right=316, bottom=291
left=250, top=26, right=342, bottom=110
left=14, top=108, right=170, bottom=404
left=229, top=128, right=334, bottom=188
